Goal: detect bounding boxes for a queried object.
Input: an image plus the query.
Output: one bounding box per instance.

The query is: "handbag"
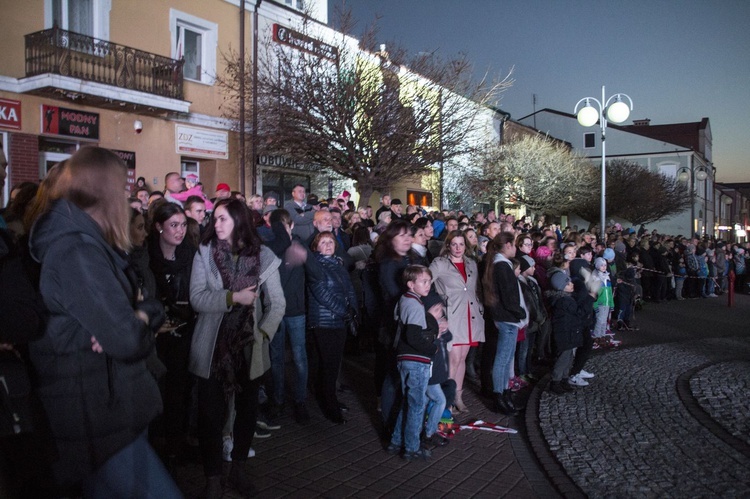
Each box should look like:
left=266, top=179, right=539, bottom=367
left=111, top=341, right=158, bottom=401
left=0, top=354, right=34, bottom=436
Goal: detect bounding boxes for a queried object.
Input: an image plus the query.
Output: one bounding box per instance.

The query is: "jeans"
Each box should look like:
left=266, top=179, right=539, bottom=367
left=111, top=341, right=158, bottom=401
left=491, top=322, right=518, bottom=394
left=593, top=306, right=610, bottom=338
left=82, top=432, right=182, bottom=499
left=425, top=383, right=446, bottom=437
left=270, top=315, right=308, bottom=405
left=552, top=348, right=576, bottom=382
left=390, top=361, right=431, bottom=453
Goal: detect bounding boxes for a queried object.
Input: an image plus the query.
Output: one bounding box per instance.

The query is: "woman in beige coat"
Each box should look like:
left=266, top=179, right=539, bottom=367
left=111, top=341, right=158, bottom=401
left=429, top=230, right=484, bottom=412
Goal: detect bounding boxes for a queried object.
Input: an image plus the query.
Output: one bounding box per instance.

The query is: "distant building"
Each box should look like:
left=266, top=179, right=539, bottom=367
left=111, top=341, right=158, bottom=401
left=518, top=109, right=715, bottom=237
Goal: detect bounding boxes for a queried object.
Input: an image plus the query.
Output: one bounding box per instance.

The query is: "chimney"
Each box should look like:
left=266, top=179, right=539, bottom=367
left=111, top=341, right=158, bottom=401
left=632, top=119, right=651, bottom=126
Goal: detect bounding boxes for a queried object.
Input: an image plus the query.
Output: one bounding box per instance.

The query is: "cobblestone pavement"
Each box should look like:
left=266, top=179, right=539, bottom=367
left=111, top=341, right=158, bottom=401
left=172, top=294, right=750, bottom=498
left=533, top=295, right=750, bottom=498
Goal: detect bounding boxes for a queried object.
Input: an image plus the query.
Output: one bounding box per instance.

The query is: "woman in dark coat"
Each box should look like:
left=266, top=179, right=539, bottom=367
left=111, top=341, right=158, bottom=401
left=28, top=147, right=179, bottom=497
left=148, top=202, right=197, bottom=466
left=307, top=231, right=357, bottom=424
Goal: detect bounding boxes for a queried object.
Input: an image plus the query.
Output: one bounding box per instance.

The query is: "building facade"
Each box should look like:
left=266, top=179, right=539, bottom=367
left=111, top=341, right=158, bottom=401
left=518, top=109, right=715, bottom=237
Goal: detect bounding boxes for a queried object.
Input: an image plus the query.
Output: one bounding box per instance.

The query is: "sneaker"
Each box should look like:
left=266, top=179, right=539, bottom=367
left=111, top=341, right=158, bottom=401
left=385, top=442, right=401, bottom=455
left=403, top=447, right=431, bottom=462
left=578, top=369, right=595, bottom=379
left=568, top=374, right=589, bottom=387
left=254, top=428, right=271, bottom=439
left=422, top=434, right=449, bottom=448
left=222, top=435, right=234, bottom=462
left=223, top=436, right=256, bottom=461
left=256, top=415, right=281, bottom=431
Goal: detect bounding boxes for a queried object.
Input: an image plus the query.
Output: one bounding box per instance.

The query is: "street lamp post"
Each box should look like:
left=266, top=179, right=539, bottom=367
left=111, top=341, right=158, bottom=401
left=575, top=85, right=633, bottom=242
left=677, top=163, right=709, bottom=237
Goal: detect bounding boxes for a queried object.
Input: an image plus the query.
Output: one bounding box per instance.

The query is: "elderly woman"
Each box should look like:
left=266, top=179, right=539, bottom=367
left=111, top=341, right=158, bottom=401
left=429, top=230, right=484, bottom=412
left=190, top=198, right=284, bottom=498
left=307, top=231, right=358, bottom=424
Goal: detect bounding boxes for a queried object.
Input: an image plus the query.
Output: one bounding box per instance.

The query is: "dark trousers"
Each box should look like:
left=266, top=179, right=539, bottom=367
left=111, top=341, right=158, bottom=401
left=195, top=371, right=259, bottom=477
left=570, top=329, right=593, bottom=376
left=311, top=327, right=346, bottom=419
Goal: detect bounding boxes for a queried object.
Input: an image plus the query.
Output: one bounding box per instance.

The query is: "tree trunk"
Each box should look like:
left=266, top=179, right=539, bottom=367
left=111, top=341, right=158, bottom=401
left=355, top=181, right=375, bottom=210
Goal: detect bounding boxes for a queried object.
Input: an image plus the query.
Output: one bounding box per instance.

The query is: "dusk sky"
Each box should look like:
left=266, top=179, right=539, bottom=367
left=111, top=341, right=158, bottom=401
left=330, top=0, right=750, bottom=182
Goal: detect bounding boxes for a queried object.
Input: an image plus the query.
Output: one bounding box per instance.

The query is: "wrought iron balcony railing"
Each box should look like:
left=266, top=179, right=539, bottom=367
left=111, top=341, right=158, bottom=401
left=25, top=27, right=184, bottom=100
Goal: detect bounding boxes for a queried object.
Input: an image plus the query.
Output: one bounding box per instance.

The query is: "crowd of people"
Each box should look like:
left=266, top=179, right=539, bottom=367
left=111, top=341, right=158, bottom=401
left=1, top=147, right=749, bottom=497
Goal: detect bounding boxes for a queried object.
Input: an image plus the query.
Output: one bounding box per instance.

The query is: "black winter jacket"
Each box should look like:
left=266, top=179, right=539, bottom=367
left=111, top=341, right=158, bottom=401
left=485, top=254, right=526, bottom=323
left=546, top=288, right=595, bottom=351
left=307, top=253, right=357, bottom=329
left=28, top=199, right=161, bottom=486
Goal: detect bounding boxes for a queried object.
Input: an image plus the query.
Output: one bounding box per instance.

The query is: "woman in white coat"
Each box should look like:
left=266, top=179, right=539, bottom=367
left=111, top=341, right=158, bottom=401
left=429, top=230, right=484, bottom=412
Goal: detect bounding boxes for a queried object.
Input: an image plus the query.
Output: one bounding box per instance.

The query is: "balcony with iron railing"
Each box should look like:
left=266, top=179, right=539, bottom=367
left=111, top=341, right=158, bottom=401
left=25, top=26, right=184, bottom=102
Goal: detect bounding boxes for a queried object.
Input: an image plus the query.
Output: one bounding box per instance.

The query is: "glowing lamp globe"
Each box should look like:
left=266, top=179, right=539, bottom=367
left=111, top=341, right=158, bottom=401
left=577, top=106, right=599, bottom=127
left=606, top=100, right=630, bottom=124
left=696, top=168, right=708, bottom=181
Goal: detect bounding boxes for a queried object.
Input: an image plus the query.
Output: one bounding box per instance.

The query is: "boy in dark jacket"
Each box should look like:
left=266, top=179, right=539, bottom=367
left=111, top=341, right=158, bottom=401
left=387, top=265, right=444, bottom=461
left=545, top=272, right=597, bottom=395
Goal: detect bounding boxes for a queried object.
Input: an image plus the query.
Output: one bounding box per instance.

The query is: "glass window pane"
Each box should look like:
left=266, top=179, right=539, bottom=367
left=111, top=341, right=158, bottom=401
left=183, top=28, right=202, bottom=80
left=69, top=0, right=93, bottom=36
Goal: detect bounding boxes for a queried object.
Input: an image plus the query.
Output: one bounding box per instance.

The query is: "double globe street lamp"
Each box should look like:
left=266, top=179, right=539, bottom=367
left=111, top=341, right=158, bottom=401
left=574, top=86, right=633, bottom=241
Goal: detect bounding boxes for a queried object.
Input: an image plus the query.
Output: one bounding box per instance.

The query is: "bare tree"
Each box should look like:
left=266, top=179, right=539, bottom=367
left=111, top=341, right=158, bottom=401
left=463, top=134, right=597, bottom=215
left=574, top=159, right=692, bottom=225
left=216, top=7, right=512, bottom=206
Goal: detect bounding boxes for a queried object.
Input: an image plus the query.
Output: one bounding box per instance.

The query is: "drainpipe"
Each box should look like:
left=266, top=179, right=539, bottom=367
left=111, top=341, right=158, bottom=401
left=239, top=1, right=246, bottom=194
left=251, top=0, right=263, bottom=195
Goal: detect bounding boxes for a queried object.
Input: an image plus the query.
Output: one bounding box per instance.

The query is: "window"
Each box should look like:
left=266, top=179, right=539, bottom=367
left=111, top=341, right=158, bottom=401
left=170, top=10, right=218, bottom=85
left=181, top=159, right=200, bottom=180
left=583, top=132, right=595, bottom=149
left=285, top=0, right=305, bottom=10
left=46, top=0, right=110, bottom=40
left=407, top=190, right=433, bottom=208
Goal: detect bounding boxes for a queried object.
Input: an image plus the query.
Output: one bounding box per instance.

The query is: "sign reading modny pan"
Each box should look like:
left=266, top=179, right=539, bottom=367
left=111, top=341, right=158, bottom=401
left=272, top=24, right=338, bottom=62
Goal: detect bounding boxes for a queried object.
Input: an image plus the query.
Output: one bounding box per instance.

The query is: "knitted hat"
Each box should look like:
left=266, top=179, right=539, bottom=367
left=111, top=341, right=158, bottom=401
left=216, top=183, right=231, bottom=193
left=391, top=198, right=403, bottom=205
left=550, top=271, right=571, bottom=291
left=519, top=255, right=535, bottom=273
left=603, top=248, right=615, bottom=261
left=478, top=235, right=489, bottom=246
left=594, top=257, right=607, bottom=270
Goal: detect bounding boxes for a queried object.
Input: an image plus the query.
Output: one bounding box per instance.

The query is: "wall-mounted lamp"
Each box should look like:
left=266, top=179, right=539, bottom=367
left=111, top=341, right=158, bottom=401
left=134, top=120, right=143, bottom=134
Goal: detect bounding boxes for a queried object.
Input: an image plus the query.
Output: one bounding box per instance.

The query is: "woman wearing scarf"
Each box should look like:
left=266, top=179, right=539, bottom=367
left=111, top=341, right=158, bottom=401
left=189, top=199, right=284, bottom=498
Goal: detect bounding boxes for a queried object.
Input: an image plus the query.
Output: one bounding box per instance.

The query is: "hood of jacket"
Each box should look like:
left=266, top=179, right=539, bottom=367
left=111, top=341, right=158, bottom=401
left=30, top=198, right=126, bottom=271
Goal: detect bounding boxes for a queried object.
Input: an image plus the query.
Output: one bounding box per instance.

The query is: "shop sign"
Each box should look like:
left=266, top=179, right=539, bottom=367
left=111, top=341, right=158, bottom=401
left=257, top=153, right=321, bottom=172
left=41, top=105, right=99, bottom=140
left=0, top=98, right=21, bottom=130
left=175, top=124, right=228, bottom=160
left=273, top=24, right=338, bottom=62
left=111, top=149, right=136, bottom=189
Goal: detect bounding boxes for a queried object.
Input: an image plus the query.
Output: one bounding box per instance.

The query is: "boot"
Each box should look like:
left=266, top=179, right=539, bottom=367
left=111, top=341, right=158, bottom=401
left=504, top=389, right=523, bottom=412
left=204, top=475, right=222, bottom=499
left=493, top=392, right=518, bottom=416
left=229, top=461, right=257, bottom=497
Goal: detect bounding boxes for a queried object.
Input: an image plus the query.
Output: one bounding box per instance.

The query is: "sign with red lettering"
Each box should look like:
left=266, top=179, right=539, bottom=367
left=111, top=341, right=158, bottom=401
left=110, top=149, right=137, bottom=191
left=0, top=98, right=22, bottom=130
left=41, top=105, right=100, bottom=140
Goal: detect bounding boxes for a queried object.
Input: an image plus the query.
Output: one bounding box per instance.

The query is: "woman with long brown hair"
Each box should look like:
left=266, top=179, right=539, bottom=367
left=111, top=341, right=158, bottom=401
left=429, top=230, right=484, bottom=412
left=28, top=147, right=180, bottom=496
left=482, top=231, right=527, bottom=416
left=190, top=198, right=284, bottom=498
